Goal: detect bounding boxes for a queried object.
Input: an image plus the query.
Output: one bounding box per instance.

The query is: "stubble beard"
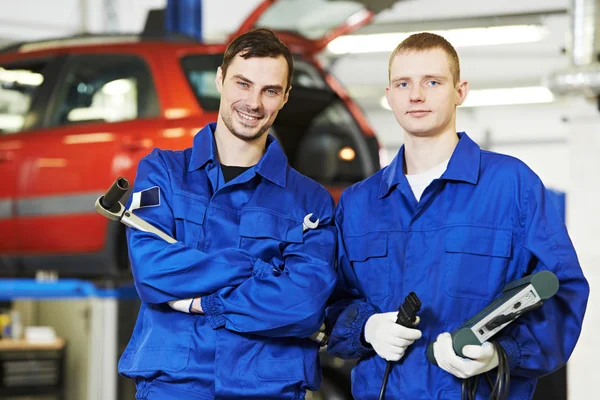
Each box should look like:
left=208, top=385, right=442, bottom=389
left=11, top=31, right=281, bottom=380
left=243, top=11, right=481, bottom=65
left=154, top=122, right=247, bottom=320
left=221, top=107, right=271, bottom=142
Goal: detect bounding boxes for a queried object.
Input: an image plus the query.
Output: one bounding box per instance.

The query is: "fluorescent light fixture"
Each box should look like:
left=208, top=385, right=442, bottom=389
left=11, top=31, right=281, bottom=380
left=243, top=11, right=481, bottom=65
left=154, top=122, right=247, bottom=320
left=380, top=86, right=554, bottom=110
left=102, top=79, right=134, bottom=95
left=0, top=140, right=23, bottom=151
left=328, top=25, right=548, bottom=54
left=67, top=108, right=106, bottom=122
left=461, top=86, right=554, bottom=107
left=0, top=114, right=24, bottom=131
left=0, top=67, right=44, bottom=86
left=162, top=128, right=186, bottom=138
left=63, top=133, right=115, bottom=145
left=36, top=158, right=68, bottom=168
left=165, top=108, right=190, bottom=119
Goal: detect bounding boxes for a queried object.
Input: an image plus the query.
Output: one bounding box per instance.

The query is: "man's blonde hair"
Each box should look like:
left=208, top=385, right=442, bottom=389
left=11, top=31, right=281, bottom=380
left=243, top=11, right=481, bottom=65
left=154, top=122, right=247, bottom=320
left=388, top=32, right=460, bottom=84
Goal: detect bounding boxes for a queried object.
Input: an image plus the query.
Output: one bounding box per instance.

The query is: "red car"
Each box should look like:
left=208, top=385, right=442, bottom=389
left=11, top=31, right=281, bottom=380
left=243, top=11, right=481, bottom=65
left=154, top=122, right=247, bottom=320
left=0, top=0, right=383, bottom=278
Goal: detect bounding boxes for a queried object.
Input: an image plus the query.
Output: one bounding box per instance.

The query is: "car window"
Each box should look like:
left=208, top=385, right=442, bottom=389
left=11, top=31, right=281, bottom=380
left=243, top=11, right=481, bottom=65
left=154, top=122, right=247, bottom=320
left=0, top=60, right=50, bottom=134
left=51, top=54, right=158, bottom=127
left=180, top=54, right=222, bottom=112
left=254, top=0, right=365, bottom=40
left=276, top=91, right=376, bottom=185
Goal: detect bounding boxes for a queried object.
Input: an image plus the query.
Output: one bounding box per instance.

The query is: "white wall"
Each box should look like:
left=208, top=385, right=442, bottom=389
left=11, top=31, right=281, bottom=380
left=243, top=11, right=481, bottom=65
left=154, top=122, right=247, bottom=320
left=562, top=98, right=600, bottom=400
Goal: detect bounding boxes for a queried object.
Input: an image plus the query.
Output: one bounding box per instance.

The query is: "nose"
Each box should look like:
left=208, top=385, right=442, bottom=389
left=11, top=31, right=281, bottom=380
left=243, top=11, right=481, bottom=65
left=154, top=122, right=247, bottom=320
left=246, top=88, right=262, bottom=111
left=409, top=85, right=424, bottom=103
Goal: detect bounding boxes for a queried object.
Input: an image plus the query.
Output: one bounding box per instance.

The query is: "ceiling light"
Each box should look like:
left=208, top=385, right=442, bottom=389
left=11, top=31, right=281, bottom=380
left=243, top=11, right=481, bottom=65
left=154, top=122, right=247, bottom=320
left=0, top=115, right=24, bottom=131
left=328, top=25, right=548, bottom=54
left=460, top=86, right=554, bottom=107
left=63, top=133, right=115, bottom=145
left=0, top=68, right=44, bottom=86
left=102, top=79, right=134, bottom=96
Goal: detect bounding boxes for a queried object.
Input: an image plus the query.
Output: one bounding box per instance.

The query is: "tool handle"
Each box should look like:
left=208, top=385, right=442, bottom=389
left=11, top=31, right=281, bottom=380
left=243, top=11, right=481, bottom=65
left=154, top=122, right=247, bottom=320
left=100, top=177, right=130, bottom=212
left=395, top=292, right=421, bottom=327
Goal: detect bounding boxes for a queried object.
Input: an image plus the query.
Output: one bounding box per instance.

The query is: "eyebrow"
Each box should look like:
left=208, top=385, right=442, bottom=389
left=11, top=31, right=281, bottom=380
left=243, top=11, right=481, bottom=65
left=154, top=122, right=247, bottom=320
left=232, top=74, right=284, bottom=92
left=391, top=74, right=447, bottom=83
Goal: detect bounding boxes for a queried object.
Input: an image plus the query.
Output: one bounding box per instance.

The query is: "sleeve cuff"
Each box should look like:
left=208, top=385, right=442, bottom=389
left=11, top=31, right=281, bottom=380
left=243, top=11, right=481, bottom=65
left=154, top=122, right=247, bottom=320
left=201, top=294, right=227, bottom=330
left=350, top=307, right=378, bottom=356
left=253, top=258, right=278, bottom=278
left=495, top=335, right=521, bottom=370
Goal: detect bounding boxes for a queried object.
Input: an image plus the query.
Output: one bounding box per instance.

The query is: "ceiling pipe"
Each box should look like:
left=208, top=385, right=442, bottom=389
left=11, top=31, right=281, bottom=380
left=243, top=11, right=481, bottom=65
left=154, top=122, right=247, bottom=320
left=546, top=0, right=600, bottom=97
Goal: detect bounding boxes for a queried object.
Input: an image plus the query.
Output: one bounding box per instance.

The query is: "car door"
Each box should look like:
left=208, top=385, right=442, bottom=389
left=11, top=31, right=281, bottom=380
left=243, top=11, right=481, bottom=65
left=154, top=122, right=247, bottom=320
left=0, top=55, right=64, bottom=275
left=16, top=51, right=164, bottom=276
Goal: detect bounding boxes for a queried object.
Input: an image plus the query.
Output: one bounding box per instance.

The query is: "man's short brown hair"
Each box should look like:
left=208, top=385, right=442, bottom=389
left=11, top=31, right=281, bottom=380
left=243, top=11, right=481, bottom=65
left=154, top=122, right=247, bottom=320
left=388, top=32, right=460, bottom=84
left=221, top=28, right=294, bottom=92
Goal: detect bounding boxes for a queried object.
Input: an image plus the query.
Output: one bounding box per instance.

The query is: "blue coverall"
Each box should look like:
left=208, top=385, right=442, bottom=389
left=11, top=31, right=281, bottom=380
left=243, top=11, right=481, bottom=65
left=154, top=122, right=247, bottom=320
left=118, top=123, right=337, bottom=399
left=326, top=132, right=589, bottom=399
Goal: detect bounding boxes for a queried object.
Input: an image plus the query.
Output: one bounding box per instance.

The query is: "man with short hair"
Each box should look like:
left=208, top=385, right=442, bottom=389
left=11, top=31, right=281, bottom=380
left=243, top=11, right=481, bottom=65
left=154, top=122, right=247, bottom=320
left=326, top=32, right=589, bottom=399
left=119, top=28, right=337, bottom=399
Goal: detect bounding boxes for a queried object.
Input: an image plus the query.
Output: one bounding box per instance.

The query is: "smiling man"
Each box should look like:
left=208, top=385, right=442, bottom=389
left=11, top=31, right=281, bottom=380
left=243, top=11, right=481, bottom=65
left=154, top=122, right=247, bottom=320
left=118, top=28, right=337, bottom=399
left=216, top=51, right=285, bottom=142
left=325, top=32, right=588, bottom=399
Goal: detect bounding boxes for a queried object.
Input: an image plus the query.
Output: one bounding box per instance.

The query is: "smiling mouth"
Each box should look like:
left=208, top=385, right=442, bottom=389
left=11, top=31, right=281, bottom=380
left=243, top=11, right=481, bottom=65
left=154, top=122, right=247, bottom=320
left=237, top=110, right=262, bottom=122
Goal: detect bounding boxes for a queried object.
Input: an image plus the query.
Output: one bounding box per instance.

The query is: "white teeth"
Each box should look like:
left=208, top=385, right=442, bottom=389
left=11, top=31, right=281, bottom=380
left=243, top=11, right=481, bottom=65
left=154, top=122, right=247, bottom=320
left=238, top=111, right=258, bottom=121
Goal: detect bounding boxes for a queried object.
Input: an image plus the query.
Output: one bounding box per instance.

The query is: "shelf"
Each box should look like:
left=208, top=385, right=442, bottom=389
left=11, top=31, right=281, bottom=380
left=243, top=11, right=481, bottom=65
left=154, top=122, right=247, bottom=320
left=0, top=279, right=138, bottom=300
left=0, top=338, right=65, bottom=351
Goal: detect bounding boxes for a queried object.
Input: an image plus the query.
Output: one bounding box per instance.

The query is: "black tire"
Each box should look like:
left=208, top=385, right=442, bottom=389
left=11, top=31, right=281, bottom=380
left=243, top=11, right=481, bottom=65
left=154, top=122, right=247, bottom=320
left=308, top=368, right=352, bottom=400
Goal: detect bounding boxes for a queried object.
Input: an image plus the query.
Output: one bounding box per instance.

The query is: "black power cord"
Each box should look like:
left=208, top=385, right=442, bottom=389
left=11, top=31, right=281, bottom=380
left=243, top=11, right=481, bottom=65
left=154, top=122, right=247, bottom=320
left=461, top=341, right=510, bottom=400
left=378, top=292, right=421, bottom=400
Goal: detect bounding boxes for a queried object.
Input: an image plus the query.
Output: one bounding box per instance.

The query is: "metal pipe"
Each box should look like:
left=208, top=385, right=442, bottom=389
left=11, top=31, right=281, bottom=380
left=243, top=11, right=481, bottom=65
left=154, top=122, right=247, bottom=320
left=546, top=65, right=600, bottom=96
left=546, top=0, right=600, bottom=96
left=571, top=0, right=600, bottom=66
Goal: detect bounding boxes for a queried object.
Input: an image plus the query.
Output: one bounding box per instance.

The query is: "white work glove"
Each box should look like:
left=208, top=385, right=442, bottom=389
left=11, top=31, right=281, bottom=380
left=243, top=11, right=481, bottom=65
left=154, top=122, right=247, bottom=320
left=168, top=298, right=193, bottom=313
left=169, top=298, right=204, bottom=314
left=364, top=312, right=422, bottom=361
left=433, top=332, right=499, bottom=379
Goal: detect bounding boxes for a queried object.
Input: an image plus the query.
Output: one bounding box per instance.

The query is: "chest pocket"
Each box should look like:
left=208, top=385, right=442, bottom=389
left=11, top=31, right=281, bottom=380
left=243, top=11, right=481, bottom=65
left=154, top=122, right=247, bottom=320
left=443, top=226, right=512, bottom=301
left=345, top=232, right=389, bottom=300
left=172, top=192, right=207, bottom=249
left=238, top=209, right=303, bottom=265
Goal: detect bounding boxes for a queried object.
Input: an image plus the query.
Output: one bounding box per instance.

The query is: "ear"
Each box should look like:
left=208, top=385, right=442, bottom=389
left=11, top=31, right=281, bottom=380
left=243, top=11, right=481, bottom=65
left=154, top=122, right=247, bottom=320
left=385, top=86, right=392, bottom=109
left=281, top=86, right=291, bottom=109
left=215, top=67, right=224, bottom=94
left=455, top=80, right=470, bottom=106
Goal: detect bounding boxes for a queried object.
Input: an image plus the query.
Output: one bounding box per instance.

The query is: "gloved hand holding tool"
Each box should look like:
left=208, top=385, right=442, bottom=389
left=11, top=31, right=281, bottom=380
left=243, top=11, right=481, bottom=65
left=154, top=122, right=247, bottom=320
left=367, top=292, right=421, bottom=400
left=433, top=332, right=499, bottom=379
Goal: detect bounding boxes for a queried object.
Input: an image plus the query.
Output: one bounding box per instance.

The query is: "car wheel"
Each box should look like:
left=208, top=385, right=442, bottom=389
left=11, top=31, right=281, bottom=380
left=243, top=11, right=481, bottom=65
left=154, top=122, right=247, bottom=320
left=306, top=368, right=351, bottom=400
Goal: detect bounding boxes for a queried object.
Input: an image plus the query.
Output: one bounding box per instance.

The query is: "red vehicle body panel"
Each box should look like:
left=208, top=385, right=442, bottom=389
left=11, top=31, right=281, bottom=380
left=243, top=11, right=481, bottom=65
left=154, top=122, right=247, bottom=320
left=0, top=3, right=381, bottom=276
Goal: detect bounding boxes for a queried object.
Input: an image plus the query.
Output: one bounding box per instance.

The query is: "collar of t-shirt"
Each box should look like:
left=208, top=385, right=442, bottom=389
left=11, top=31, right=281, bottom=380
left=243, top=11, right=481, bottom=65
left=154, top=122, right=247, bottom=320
left=405, top=158, right=450, bottom=202
left=221, top=164, right=253, bottom=183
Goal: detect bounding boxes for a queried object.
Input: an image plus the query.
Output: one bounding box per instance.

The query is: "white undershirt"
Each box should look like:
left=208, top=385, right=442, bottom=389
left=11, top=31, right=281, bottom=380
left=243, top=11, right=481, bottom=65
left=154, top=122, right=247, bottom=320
left=405, top=158, right=450, bottom=202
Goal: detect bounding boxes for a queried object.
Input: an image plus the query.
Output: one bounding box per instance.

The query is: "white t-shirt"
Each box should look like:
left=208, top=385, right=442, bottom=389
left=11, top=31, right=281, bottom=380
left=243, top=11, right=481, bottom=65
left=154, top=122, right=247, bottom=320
left=405, top=158, right=450, bottom=202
